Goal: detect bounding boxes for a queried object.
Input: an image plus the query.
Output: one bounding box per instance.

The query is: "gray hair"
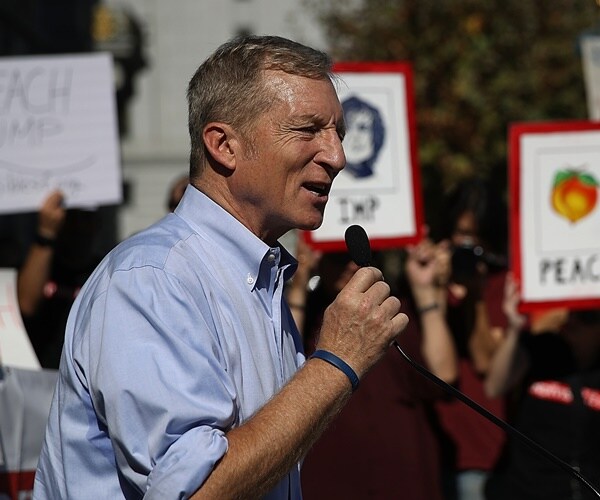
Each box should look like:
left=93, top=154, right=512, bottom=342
left=187, top=35, right=334, bottom=179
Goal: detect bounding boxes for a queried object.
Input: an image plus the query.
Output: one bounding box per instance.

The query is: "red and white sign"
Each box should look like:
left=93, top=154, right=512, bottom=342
left=509, top=120, right=600, bottom=311
left=304, top=62, right=424, bottom=252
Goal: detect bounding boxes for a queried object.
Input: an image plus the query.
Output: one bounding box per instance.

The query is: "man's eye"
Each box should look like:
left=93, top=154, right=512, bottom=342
left=297, top=126, right=318, bottom=134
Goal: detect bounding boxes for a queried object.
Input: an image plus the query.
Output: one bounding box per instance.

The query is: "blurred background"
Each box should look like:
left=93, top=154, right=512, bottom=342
left=0, top=0, right=598, bottom=243
left=2, top=4, right=600, bottom=499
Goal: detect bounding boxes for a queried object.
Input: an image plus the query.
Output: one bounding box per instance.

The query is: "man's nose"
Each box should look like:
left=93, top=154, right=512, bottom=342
left=318, top=130, right=346, bottom=174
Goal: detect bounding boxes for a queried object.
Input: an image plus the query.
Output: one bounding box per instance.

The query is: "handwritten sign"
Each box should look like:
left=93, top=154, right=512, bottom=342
left=0, top=268, right=40, bottom=370
left=0, top=53, right=122, bottom=214
left=304, top=62, right=424, bottom=252
left=510, top=121, right=600, bottom=311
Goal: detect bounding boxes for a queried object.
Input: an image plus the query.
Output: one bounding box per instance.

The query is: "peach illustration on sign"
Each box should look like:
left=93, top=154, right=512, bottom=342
left=551, top=169, right=598, bottom=223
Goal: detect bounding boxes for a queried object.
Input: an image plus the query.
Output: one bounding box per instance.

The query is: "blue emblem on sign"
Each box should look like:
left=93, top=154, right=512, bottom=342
left=341, top=96, right=385, bottom=179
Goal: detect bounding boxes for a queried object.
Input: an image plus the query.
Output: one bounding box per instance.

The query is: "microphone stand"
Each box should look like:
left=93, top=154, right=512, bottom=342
left=343, top=224, right=600, bottom=498
left=392, top=340, right=600, bottom=498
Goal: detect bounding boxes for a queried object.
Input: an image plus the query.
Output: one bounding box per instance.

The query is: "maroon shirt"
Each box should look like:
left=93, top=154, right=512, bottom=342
left=434, top=270, right=507, bottom=472
left=301, top=302, right=445, bottom=500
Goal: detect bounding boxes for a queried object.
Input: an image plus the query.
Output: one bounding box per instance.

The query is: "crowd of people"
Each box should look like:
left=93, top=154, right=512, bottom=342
left=287, top=176, right=600, bottom=500
left=0, top=33, right=598, bottom=500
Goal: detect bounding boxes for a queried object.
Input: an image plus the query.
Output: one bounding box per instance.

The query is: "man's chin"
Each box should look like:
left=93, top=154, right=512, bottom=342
left=297, top=217, right=323, bottom=232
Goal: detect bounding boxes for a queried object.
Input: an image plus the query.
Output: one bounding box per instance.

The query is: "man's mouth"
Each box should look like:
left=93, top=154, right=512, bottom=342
left=303, top=182, right=330, bottom=197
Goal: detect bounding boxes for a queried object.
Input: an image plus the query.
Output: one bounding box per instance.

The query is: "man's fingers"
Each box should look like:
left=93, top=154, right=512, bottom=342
left=391, top=311, right=410, bottom=335
left=337, top=264, right=407, bottom=336
left=343, top=266, right=383, bottom=293
left=363, top=280, right=392, bottom=306
left=379, top=294, right=402, bottom=316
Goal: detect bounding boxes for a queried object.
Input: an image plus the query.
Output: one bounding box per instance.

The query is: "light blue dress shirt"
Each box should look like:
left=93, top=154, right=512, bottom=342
left=33, top=186, right=304, bottom=499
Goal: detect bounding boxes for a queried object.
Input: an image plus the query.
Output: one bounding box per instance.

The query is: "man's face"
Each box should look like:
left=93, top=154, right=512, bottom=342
left=229, top=70, right=346, bottom=243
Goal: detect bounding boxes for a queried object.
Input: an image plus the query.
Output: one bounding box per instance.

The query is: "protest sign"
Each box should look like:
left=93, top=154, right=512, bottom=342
left=510, top=121, right=600, bottom=311
left=0, top=52, right=121, bottom=214
left=304, top=62, right=424, bottom=251
left=0, top=269, right=40, bottom=370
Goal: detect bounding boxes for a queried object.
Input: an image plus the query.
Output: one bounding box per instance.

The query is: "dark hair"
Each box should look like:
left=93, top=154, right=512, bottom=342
left=187, top=35, right=334, bottom=180
left=571, top=309, right=600, bottom=326
left=434, top=177, right=508, bottom=255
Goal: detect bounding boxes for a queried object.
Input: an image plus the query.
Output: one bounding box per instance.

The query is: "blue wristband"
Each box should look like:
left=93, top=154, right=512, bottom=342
left=310, top=350, right=360, bottom=392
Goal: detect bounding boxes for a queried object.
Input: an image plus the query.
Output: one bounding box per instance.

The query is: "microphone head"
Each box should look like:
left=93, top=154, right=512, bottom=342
left=345, top=225, right=372, bottom=267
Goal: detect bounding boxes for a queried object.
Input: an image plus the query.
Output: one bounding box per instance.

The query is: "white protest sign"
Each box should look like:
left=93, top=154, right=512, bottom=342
left=510, top=121, right=600, bottom=311
left=0, top=268, right=40, bottom=370
left=305, top=62, right=424, bottom=252
left=0, top=52, right=122, bottom=214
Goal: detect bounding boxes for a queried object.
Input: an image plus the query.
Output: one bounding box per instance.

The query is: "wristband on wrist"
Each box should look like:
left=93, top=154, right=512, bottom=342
left=34, top=233, right=56, bottom=248
left=288, top=303, right=305, bottom=310
left=418, top=303, right=439, bottom=314
left=310, top=349, right=359, bottom=392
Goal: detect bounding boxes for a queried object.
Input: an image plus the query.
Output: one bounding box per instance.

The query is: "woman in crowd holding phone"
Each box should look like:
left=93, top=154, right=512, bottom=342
left=423, top=177, right=510, bottom=500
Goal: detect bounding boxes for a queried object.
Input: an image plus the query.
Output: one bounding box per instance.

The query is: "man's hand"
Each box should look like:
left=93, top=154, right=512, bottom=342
left=315, top=266, right=408, bottom=379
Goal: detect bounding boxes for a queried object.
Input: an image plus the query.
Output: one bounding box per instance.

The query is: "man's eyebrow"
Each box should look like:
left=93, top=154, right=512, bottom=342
left=291, top=114, right=346, bottom=130
left=288, top=113, right=345, bottom=138
left=289, top=114, right=321, bottom=124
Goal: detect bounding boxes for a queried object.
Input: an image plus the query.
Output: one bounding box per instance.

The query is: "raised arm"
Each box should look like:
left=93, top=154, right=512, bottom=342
left=469, top=299, right=503, bottom=375
left=484, top=273, right=529, bottom=398
left=405, top=238, right=458, bottom=384
left=17, top=190, right=65, bottom=316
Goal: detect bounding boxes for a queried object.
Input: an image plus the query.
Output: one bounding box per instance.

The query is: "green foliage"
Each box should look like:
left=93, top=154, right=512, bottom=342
left=308, top=0, right=599, bottom=203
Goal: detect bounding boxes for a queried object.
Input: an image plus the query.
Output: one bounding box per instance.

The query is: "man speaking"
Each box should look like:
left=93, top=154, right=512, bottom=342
left=33, top=35, right=408, bottom=499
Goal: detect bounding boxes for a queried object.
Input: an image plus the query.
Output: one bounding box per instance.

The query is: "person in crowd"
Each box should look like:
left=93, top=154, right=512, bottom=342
left=285, top=235, right=322, bottom=328
left=166, top=173, right=190, bottom=212
left=484, top=275, right=600, bottom=500
left=0, top=218, right=33, bottom=270
left=427, top=177, right=509, bottom=500
left=290, top=233, right=457, bottom=499
left=33, top=35, right=409, bottom=499
left=17, top=190, right=105, bottom=368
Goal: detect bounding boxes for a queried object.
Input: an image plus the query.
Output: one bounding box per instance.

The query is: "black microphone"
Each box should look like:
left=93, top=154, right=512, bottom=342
left=345, top=224, right=372, bottom=267
left=343, top=224, right=600, bottom=498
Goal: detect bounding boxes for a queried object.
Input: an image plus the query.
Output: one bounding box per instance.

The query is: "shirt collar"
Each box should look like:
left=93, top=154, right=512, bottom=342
left=175, top=185, right=297, bottom=289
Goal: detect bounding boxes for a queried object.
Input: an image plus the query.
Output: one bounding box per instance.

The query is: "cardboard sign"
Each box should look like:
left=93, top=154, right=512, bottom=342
left=0, top=53, right=122, bottom=214
left=509, top=121, right=600, bottom=311
left=0, top=269, right=40, bottom=370
left=304, top=62, right=424, bottom=252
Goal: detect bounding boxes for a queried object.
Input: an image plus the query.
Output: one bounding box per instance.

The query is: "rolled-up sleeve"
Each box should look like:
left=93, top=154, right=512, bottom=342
left=85, top=266, right=233, bottom=497
left=36, top=188, right=303, bottom=500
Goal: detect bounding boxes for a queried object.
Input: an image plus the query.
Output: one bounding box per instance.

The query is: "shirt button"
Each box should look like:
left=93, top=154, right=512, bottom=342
left=247, top=274, right=255, bottom=285
left=267, top=253, right=276, bottom=263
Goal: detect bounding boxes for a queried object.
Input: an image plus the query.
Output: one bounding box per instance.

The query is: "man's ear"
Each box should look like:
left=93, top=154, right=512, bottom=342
left=202, top=123, right=240, bottom=173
